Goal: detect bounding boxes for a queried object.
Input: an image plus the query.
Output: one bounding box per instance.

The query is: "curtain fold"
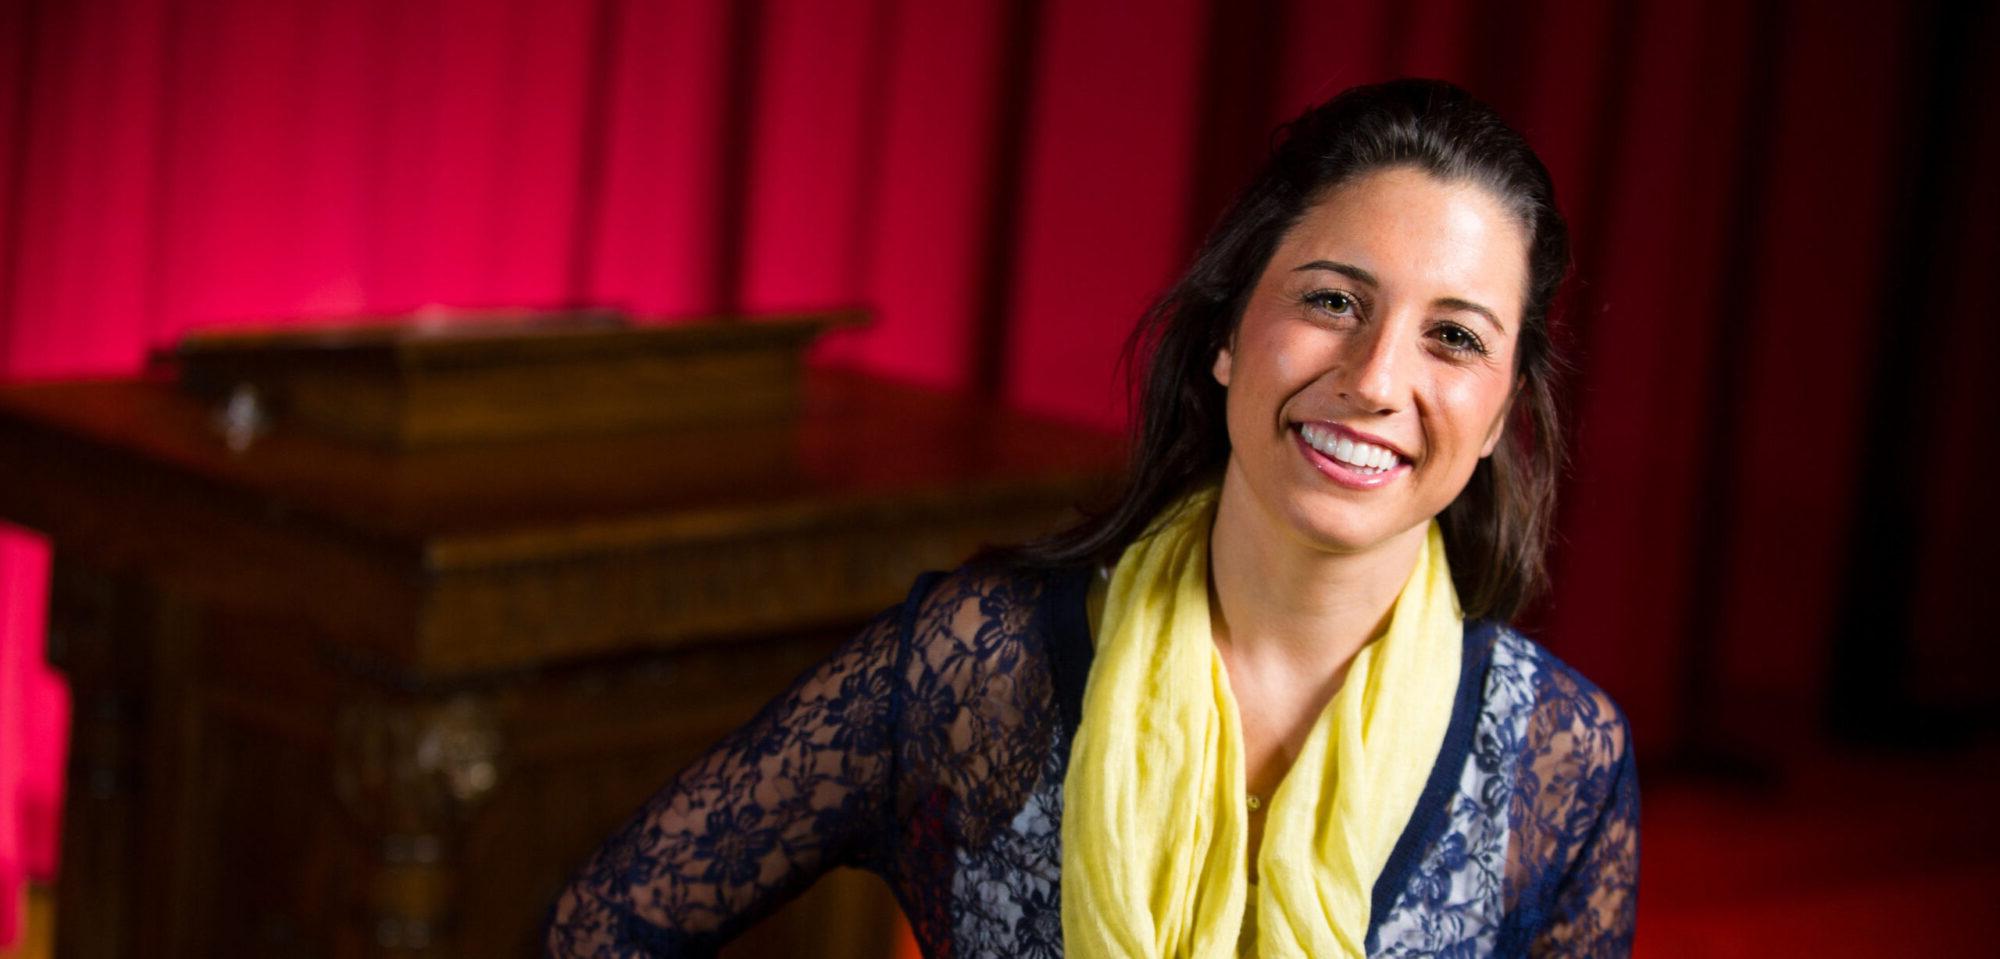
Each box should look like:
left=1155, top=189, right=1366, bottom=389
left=2, top=0, right=1994, bottom=945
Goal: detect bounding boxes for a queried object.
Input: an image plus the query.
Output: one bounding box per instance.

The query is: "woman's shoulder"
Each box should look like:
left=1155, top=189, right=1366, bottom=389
left=897, top=559, right=1093, bottom=662
left=1472, top=627, right=1640, bottom=783
left=1480, top=624, right=1633, bottom=775
left=903, top=561, right=1054, bottom=635
left=884, top=559, right=1095, bottom=721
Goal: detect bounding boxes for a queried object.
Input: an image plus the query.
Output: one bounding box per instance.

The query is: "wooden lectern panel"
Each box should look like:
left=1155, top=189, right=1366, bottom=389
left=0, top=367, right=1121, bottom=958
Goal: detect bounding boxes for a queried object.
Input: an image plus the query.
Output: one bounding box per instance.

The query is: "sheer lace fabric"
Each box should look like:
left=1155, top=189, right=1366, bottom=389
left=546, top=565, right=1638, bottom=957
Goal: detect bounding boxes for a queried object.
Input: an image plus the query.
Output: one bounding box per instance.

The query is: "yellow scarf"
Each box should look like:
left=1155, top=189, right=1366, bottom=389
left=1060, top=485, right=1463, bottom=958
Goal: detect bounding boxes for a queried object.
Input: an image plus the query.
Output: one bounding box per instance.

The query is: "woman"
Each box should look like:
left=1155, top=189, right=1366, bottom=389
left=547, top=78, right=1638, bottom=958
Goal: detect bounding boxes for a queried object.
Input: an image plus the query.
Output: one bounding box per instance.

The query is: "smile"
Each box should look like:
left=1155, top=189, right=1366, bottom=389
left=1294, top=422, right=1409, bottom=489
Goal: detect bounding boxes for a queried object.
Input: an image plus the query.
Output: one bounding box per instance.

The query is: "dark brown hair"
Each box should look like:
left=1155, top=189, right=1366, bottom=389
left=1008, top=78, right=1570, bottom=622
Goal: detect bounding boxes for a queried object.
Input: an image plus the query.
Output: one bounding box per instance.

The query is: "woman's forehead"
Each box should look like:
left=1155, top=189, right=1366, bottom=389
left=1274, top=168, right=1530, bottom=318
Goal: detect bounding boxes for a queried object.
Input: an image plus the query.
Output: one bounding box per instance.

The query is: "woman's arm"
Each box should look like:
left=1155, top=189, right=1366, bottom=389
left=1507, top=667, right=1640, bottom=959
left=543, top=598, right=912, bottom=958
left=1528, top=725, right=1639, bottom=958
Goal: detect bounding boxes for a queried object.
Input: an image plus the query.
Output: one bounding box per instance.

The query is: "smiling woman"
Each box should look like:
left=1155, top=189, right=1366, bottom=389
left=1212, top=168, right=1528, bottom=567
left=546, top=80, right=1635, bottom=958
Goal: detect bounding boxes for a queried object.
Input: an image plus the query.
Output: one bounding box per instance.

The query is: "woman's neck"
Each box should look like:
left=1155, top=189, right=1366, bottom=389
left=1205, top=469, right=1426, bottom=682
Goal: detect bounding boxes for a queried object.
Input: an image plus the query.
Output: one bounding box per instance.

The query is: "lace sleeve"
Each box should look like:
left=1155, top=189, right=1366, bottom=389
left=1510, top=665, right=1641, bottom=958
left=543, top=600, right=911, bottom=958
left=1534, top=735, right=1640, bottom=956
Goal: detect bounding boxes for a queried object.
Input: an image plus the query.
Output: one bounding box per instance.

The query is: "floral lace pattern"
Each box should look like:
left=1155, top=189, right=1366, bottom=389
left=1372, top=630, right=1537, bottom=956
left=950, top=729, right=1067, bottom=957
left=545, top=566, right=1639, bottom=958
left=1498, top=638, right=1641, bottom=957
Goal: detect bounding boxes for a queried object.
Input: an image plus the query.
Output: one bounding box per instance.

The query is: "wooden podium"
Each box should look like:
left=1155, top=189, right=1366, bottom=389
left=0, top=316, right=1121, bottom=957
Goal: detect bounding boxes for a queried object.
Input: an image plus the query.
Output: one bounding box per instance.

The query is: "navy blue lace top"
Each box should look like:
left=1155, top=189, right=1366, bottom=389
left=545, top=563, right=1640, bottom=957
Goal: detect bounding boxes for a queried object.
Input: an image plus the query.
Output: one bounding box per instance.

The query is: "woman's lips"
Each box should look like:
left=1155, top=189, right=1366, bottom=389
left=1293, top=423, right=1409, bottom=489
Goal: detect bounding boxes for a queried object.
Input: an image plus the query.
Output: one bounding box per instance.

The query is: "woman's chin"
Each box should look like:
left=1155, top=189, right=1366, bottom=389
left=1275, top=500, right=1433, bottom=561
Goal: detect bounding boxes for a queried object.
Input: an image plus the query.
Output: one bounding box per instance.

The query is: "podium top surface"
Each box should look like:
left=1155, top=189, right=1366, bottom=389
left=0, top=368, right=1123, bottom=570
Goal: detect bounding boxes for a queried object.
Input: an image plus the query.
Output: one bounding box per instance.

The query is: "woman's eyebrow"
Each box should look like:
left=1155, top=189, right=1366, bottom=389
left=1291, top=259, right=1377, bottom=286
left=1438, top=297, right=1506, bottom=335
left=1292, top=260, right=1507, bottom=335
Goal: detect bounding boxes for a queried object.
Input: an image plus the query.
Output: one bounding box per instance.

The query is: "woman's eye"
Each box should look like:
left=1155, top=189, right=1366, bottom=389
left=1434, top=323, right=1489, bottom=355
left=1306, top=290, right=1358, bottom=316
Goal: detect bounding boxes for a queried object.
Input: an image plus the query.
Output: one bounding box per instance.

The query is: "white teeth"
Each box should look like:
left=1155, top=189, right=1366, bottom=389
left=1298, top=425, right=1400, bottom=473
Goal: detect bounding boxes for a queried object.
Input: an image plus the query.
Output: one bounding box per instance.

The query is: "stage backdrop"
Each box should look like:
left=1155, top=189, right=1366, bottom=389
left=2, top=0, right=1996, bottom=944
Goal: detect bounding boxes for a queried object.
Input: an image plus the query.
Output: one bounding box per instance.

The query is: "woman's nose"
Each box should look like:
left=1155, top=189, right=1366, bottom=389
left=1339, top=320, right=1412, bottom=414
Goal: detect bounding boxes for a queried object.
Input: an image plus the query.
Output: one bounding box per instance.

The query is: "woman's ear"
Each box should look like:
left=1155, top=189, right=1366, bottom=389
left=1212, top=343, right=1234, bottom=387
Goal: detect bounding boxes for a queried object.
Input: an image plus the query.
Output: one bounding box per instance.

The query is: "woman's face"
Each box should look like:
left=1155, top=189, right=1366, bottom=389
left=1212, top=166, right=1528, bottom=561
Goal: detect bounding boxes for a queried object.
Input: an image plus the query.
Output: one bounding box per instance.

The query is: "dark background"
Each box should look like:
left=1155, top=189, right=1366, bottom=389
left=2, top=0, right=1996, bottom=953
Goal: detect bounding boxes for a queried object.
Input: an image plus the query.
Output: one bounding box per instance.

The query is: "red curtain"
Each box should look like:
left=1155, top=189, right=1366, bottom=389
left=3, top=0, right=1996, bottom=944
